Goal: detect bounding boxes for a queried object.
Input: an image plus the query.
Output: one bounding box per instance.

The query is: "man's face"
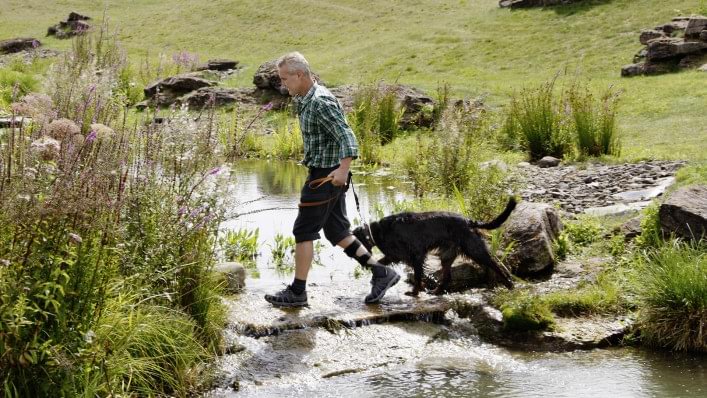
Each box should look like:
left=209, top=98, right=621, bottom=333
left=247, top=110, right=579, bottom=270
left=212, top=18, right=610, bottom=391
left=277, top=65, right=302, bottom=96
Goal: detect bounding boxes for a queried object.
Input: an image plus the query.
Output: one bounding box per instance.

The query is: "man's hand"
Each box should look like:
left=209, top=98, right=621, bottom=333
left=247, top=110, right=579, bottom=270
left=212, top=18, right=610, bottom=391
left=328, top=157, right=353, bottom=187
left=328, top=166, right=348, bottom=187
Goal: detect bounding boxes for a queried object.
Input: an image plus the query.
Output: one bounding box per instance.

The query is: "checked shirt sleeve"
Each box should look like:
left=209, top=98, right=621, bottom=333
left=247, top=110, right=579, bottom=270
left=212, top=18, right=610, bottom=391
left=317, top=97, right=359, bottom=161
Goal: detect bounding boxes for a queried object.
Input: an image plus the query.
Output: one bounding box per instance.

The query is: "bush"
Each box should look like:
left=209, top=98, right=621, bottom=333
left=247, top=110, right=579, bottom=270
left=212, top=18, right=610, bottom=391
left=220, top=228, right=259, bottom=262
left=632, top=241, right=707, bottom=352
left=569, top=84, right=621, bottom=157
left=496, top=291, right=555, bottom=332
left=271, top=110, right=304, bottom=160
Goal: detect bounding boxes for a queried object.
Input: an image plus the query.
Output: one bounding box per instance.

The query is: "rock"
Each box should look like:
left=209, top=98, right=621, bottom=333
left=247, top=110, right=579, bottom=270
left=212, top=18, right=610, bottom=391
left=536, top=156, right=561, bottom=168
left=253, top=59, right=289, bottom=94
left=619, top=217, right=643, bottom=241
left=67, top=11, right=91, bottom=21
left=699, top=63, right=707, bottom=72
left=215, top=262, right=246, bottom=293
left=0, top=116, right=31, bottom=128
left=701, top=30, right=707, bottom=42
left=659, top=185, right=707, bottom=241
left=678, top=53, right=707, bottom=69
left=685, top=16, right=707, bottom=40
left=639, top=30, right=665, bottom=45
left=406, top=259, right=495, bottom=293
left=47, top=13, right=91, bottom=39
left=197, top=58, right=240, bottom=71
left=329, top=83, right=437, bottom=129
left=179, top=87, right=257, bottom=108
left=143, top=73, right=217, bottom=106
left=621, top=62, right=675, bottom=77
left=480, top=159, right=508, bottom=172
left=0, top=38, right=40, bottom=54
left=502, top=202, right=562, bottom=276
left=499, top=0, right=578, bottom=8
left=646, top=37, right=707, bottom=61
left=656, top=19, right=690, bottom=35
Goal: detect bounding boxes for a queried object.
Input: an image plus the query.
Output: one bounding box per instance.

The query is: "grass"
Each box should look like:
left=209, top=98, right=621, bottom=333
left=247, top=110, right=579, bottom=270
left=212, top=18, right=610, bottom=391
left=632, top=241, right=707, bottom=352
left=0, top=0, right=704, bottom=160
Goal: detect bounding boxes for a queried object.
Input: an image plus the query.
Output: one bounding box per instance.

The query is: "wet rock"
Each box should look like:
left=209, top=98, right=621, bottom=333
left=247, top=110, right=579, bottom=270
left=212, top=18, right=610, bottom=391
left=659, top=185, right=707, bottom=240
left=0, top=38, right=40, bottom=54
left=407, top=258, right=496, bottom=293
left=143, top=73, right=217, bottom=106
left=502, top=202, right=562, bottom=276
left=215, top=262, right=247, bottom=293
left=536, top=156, right=561, bottom=168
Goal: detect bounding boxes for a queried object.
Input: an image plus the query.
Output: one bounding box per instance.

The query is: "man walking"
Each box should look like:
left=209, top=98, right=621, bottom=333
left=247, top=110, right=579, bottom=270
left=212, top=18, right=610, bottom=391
left=264, top=52, right=400, bottom=307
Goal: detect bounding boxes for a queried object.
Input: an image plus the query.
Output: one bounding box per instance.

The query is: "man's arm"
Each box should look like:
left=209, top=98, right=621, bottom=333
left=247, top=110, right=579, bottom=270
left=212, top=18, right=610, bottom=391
left=319, top=98, right=359, bottom=186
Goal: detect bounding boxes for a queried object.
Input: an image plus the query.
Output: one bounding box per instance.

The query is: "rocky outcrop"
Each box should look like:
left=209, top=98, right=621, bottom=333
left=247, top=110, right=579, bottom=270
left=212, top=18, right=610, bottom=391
left=622, top=16, right=707, bottom=77
left=0, top=38, right=40, bottom=54
left=499, top=0, right=581, bottom=8
left=501, top=202, right=562, bottom=276
left=142, top=73, right=217, bottom=106
left=659, top=185, right=707, bottom=240
left=47, top=12, right=91, bottom=39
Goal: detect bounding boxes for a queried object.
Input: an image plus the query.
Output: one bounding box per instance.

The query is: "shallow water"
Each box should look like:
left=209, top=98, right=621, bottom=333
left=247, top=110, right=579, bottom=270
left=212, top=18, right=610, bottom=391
left=212, top=159, right=706, bottom=398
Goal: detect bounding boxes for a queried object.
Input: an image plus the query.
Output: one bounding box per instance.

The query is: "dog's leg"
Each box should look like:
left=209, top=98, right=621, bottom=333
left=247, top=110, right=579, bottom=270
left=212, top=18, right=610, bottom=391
left=404, top=256, right=425, bottom=297
left=461, top=239, right=514, bottom=289
left=431, top=252, right=455, bottom=295
left=378, top=256, right=394, bottom=266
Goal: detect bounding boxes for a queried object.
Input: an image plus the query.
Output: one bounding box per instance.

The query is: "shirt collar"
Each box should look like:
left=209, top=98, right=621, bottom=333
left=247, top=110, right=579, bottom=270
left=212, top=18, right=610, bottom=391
left=296, top=82, right=318, bottom=105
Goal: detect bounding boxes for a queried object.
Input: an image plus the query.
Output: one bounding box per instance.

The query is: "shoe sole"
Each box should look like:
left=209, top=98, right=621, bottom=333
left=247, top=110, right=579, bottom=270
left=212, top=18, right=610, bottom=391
left=264, top=297, right=308, bottom=308
left=365, top=272, right=401, bottom=304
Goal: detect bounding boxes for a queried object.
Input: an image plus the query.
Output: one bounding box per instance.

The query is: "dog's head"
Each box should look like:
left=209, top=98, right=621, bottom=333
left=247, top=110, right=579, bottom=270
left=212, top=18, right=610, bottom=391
left=352, top=223, right=376, bottom=252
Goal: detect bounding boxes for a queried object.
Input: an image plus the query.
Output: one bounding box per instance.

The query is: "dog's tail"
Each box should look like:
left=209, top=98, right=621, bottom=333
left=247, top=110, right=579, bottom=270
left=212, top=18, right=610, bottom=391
left=471, top=197, right=517, bottom=230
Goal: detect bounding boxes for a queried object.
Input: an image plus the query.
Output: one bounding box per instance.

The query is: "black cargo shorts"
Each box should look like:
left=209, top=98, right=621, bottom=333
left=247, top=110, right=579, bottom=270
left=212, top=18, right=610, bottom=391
left=292, top=165, right=352, bottom=245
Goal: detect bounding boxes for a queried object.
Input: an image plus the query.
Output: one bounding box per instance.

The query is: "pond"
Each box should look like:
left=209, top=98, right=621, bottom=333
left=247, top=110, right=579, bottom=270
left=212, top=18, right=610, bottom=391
left=211, top=159, right=706, bottom=398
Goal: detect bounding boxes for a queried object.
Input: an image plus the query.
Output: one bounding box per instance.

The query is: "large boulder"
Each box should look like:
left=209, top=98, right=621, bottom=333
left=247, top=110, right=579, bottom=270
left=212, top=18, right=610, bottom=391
left=646, top=37, right=707, bottom=61
left=659, top=185, right=707, bottom=241
left=143, top=73, right=217, bottom=106
left=639, top=30, right=666, bottom=45
left=501, top=202, right=562, bottom=276
left=0, top=38, right=40, bottom=54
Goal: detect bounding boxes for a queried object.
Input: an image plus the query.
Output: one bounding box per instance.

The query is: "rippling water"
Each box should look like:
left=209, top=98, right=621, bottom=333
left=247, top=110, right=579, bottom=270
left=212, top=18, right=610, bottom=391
left=212, top=160, right=706, bottom=398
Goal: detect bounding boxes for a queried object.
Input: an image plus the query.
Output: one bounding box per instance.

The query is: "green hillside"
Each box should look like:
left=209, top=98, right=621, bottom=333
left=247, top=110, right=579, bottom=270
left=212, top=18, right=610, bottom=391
left=1, top=0, right=705, bottom=160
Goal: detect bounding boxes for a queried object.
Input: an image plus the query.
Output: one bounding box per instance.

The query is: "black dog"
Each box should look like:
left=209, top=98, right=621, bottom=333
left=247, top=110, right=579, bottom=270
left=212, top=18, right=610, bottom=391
left=353, top=198, right=516, bottom=296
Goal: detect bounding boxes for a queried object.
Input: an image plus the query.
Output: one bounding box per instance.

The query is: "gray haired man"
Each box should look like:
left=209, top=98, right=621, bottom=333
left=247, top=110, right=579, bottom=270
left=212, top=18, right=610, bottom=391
left=264, top=52, right=400, bottom=307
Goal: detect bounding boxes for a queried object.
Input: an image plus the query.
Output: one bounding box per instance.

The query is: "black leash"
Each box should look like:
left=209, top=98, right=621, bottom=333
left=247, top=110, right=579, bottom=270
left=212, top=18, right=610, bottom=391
left=348, top=172, right=376, bottom=247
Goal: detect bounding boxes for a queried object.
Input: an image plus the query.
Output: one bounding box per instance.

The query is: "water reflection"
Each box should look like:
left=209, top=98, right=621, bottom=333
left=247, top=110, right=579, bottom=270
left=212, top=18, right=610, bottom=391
left=220, top=160, right=413, bottom=288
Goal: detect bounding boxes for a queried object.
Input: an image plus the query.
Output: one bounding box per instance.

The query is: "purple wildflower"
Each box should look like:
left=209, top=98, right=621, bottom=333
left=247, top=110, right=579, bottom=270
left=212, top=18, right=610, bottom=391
left=262, top=102, right=274, bottom=111
left=178, top=206, right=188, bottom=216
left=208, top=167, right=221, bottom=176
left=85, top=130, right=97, bottom=143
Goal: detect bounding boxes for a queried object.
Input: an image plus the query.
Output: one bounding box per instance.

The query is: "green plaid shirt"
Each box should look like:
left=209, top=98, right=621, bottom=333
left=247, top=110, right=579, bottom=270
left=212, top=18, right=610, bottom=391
left=295, top=83, right=359, bottom=168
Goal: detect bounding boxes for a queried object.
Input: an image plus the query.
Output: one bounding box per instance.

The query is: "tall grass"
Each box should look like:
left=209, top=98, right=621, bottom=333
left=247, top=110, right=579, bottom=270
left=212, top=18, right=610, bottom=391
left=348, top=83, right=404, bottom=164
left=501, top=78, right=620, bottom=160
left=0, top=26, right=230, bottom=396
left=271, top=110, right=304, bottom=160
left=402, top=104, right=515, bottom=220
left=632, top=241, right=707, bottom=352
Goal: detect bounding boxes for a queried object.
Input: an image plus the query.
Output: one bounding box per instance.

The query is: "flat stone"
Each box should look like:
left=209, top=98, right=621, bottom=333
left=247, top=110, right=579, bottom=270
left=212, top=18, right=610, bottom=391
left=536, top=156, right=561, bottom=168
left=659, top=185, right=707, bottom=240
left=584, top=201, right=651, bottom=217
left=612, top=177, right=675, bottom=201
left=225, top=278, right=452, bottom=338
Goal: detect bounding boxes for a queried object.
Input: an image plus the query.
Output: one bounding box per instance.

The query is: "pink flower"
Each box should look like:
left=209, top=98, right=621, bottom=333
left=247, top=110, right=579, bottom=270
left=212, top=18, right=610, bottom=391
left=262, top=102, right=274, bottom=111
left=208, top=167, right=221, bottom=176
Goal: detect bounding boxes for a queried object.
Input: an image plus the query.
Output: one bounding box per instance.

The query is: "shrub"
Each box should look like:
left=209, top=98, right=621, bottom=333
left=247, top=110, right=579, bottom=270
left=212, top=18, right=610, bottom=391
left=569, top=84, right=621, bottom=157
left=632, top=241, right=707, bottom=352
left=220, top=228, right=259, bottom=262
left=348, top=83, right=404, bottom=164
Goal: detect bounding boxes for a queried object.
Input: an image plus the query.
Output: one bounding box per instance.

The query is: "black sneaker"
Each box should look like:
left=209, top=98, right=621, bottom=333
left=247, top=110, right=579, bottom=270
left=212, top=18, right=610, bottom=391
left=365, top=268, right=401, bottom=304
left=264, top=285, right=308, bottom=307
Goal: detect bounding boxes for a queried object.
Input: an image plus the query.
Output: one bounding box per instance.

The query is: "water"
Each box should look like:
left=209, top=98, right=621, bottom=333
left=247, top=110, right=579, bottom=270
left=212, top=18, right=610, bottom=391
left=212, top=159, right=706, bottom=398
left=220, top=159, right=412, bottom=288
